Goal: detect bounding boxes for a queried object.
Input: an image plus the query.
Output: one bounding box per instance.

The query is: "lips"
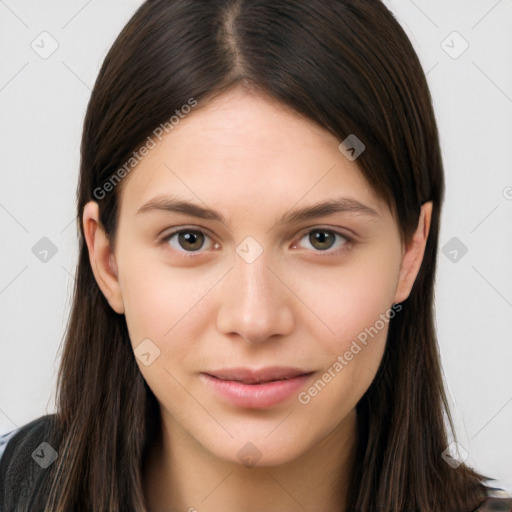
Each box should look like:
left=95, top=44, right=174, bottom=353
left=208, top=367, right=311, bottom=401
left=205, top=366, right=314, bottom=385
left=200, top=367, right=315, bottom=408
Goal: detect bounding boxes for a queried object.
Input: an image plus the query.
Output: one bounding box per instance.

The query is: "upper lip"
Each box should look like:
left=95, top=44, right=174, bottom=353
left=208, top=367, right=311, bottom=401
left=204, top=367, right=314, bottom=384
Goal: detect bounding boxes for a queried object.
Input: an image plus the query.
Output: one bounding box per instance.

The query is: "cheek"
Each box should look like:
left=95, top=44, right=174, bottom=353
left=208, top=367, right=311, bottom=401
left=294, top=278, right=393, bottom=444
left=288, top=242, right=401, bottom=351
left=118, top=248, right=221, bottom=351
left=306, top=244, right=401, bottom=411
left=119, top=263, right=173, bottom=346
left=117, top=252, right=216, bottom=402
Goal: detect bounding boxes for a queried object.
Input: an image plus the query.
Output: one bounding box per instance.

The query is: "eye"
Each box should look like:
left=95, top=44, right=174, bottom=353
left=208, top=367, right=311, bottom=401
left=162, top=228, right=219, bottom=254
left=161, top=226, right=352, bottom=257
left=293, top=228, right=351, bottom=255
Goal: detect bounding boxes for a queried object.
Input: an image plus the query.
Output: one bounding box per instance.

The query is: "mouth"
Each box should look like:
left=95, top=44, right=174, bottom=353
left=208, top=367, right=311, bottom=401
left=200, top=367, right=316, bottom=409
left=204, top=367, right=315, bottom=384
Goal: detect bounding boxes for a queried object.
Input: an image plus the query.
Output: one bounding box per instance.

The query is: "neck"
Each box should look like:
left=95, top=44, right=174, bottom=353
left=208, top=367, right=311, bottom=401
left=143, top=409, right=358, bottom=512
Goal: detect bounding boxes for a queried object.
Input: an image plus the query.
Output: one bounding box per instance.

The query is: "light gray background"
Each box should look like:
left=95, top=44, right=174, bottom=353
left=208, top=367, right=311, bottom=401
left=1, top=0, right=511, bottom=493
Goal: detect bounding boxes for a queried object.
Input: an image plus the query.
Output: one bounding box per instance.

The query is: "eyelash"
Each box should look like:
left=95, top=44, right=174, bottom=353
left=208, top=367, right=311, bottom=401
left=160, top=226, right=354, bottom=258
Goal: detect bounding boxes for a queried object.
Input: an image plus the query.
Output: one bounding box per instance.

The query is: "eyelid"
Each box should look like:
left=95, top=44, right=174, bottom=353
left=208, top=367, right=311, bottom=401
left=295, top=225, right=354, bottom=240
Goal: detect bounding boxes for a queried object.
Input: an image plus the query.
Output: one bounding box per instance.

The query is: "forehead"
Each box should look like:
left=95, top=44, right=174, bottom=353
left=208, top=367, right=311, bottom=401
left=117, top=87, right=390, bottom=223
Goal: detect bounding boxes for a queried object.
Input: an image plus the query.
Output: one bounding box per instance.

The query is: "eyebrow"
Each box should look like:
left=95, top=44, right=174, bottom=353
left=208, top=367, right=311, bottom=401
left=136, top=195, right=380, bottom=227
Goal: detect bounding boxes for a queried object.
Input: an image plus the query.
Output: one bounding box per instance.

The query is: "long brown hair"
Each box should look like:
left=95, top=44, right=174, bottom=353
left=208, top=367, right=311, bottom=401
left=21, top=0, right=494, bottom=510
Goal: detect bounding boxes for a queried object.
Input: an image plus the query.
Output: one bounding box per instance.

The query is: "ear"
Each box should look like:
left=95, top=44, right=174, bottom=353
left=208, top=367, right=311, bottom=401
left=393, top=201, right=433, bottom=304
left=82, top=201, right=125, bottom=314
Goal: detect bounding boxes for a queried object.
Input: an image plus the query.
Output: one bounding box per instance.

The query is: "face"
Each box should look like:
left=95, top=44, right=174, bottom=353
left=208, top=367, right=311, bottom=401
left=84, top=86, right=431, bottom=467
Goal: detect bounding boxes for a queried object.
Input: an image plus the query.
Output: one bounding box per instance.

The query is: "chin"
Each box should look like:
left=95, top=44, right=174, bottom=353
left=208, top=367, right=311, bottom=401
left=199, top=430, right=315, bottom=469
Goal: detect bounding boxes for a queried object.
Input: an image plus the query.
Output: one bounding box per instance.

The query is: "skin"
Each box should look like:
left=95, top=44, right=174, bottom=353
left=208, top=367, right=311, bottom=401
left=83, top=86, right=432, bottom=512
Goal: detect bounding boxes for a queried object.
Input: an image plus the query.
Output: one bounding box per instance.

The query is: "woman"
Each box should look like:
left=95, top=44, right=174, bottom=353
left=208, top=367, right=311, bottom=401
left=1, top=1, right=510, bottom=510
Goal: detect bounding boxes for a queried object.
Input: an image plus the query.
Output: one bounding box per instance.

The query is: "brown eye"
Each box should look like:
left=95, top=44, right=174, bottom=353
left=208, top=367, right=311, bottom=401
left=295, top=228, right=351, bottom=256
left=309, top=230, right=337, bottom=251
left=177, top=231, right=205, bottom=251
left=163, top=229, right=215, bottom=253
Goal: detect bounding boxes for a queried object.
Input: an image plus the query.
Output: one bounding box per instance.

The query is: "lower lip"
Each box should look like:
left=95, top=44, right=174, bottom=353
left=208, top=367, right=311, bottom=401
left=200, top=373, right=314, bottom=409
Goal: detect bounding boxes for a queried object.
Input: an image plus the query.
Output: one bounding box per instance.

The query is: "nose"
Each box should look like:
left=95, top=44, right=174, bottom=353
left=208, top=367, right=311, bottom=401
left=216, top=246, right=295, bottom=344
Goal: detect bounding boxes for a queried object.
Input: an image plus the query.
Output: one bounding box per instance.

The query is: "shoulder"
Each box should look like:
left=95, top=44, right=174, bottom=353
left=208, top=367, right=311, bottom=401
left=475, top=497, right=512, bottom=511
left=475, top=486, right=512, bottom=511
left=0, top=428, right=20, bottom=463
left=0, top=414, right=58, bottom=510
left=0, top=414, right=57, bottom=466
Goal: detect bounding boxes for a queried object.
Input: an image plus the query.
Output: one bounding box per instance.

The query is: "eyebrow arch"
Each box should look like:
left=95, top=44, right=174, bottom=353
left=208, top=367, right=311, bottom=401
left=136, top=195, right=380, bottom=227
